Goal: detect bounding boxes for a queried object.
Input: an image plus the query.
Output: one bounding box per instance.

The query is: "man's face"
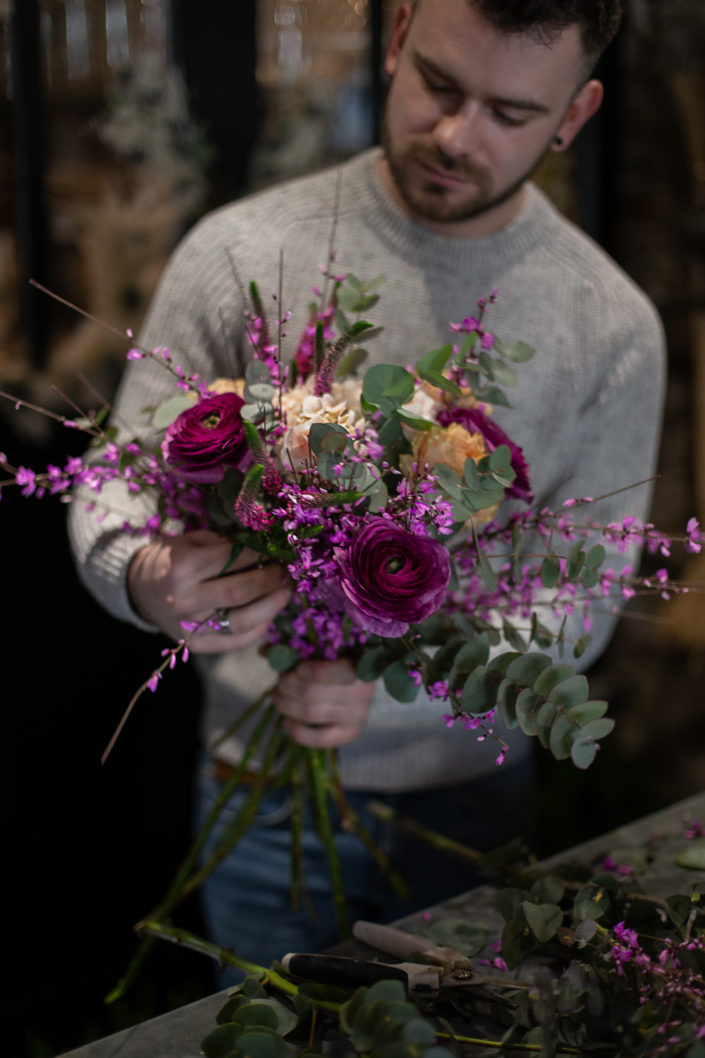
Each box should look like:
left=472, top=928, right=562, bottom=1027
left=381, top=0, right=599, bottom=236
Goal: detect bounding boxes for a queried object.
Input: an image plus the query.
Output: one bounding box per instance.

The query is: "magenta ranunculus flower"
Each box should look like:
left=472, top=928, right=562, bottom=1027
left=437, top=405, right=533, bottom=503
left=334, top=520, right=451, bottom=637
left=162, top=392, right=249, bottom=484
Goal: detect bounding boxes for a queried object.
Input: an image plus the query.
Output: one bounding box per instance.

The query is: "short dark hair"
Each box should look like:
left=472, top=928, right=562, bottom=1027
left=412, top=0, right=623, bottom=72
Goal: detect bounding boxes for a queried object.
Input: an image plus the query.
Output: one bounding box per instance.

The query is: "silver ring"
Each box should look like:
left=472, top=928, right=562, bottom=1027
left=215, top=607, right=231, bottom=635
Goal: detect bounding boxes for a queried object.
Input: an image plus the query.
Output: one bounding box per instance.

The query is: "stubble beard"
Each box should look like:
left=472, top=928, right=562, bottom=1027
left=381, top=115, right=554, bottom=227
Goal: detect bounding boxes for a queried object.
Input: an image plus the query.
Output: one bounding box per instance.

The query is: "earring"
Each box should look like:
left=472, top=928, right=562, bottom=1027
left=553, top=135, right=564, bottom=148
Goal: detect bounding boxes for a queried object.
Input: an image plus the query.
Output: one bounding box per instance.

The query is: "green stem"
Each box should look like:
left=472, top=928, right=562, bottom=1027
left=436, top=1030, right=583, bottom=1055
left=181, top=714, right=285, bottom=898
left=367, top=799, right=488, bottom=867
left=290, top=745, right=306, bottom=914
left=136, top=920, right=340, bottom=1012
left=106, top=704, right=277, bottom=1004
left=327, top=752, right=409, bottom=899
left=308, top=749, right=350, bottom=938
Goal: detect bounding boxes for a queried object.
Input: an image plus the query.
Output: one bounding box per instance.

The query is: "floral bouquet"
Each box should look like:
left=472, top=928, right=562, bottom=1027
left=2, top=266, right=702, bottom=993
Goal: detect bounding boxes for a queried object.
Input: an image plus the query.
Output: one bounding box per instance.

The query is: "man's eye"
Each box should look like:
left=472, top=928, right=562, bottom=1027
left=422, top=72, right=454, bottom=94
left=492, top=109, right=526, bottom=127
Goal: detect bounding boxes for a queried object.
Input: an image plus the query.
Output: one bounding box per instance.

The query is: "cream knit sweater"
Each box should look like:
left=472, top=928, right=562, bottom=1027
left=69, top=148, right=666, bottom=790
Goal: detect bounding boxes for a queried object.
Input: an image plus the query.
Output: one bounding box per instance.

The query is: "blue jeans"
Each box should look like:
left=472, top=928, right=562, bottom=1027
left=195, top=755, right=534, bottom=984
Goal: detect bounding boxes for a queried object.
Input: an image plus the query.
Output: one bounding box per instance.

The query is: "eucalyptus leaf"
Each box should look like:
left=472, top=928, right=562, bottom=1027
left=152, top=394, right=195, bottom=429
left=414, top=916, right=488, bottom=956
left=500, top=339, right=536, bottom=363
left=496, top=678, right=521, bottom=729
left=532, top=664, right=575, bottom=697
left=536, top=700, right=559, bottom=749
left=549, top=714, right=576, bottom=760
left=565, top=700, right=608, bottom=725
left=506, top=653, right=552, bottom=686
left=540, top=556, right=561, bottom=589
left=460, top=666, right=494, bottom=714
left=383, top=660, right=420, bottom=703
left=547, top=674, right=589, bottom=709
left=515, top=688, right=544, bottom=736
left=674, top=838, right=705, bottom=871
left=201, top=1024, right=243, bottom=1058
left=579, top=717, right=615, bottom=741
left=267, top=644, right=300, bottom=673
left=571, top=737, right=598, bottom=769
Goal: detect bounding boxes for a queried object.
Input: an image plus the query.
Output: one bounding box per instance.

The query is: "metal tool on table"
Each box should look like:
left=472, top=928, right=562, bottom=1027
left=281, top=920, right=523, bottom=997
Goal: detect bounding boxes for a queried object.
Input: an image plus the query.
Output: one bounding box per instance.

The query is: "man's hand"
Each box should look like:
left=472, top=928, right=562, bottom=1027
left=127, top=529, right=292, bottom=652
left=273, top=658, right=375, bottom=748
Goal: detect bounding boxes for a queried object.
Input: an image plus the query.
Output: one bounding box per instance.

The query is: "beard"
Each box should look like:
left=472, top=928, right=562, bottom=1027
left=381, top=115, right=553, bottom=227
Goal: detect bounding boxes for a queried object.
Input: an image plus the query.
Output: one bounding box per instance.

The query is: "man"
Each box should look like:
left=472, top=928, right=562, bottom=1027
left=69, top=0, right=665, bottom=970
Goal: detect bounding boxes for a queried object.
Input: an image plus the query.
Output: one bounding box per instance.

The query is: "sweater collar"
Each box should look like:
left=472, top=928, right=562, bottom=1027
left=342, top=147, right=559, bottom=271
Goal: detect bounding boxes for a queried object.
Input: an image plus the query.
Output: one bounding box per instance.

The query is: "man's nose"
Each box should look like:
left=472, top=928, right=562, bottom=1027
left=434, top=104, right=480, bottom=160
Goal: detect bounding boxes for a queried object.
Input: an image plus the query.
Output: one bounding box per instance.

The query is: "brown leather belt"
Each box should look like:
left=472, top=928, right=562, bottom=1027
left=212, top=757, right=267, bottom=787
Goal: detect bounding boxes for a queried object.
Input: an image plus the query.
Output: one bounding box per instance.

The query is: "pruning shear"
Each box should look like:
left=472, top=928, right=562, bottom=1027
left=281, top=920, right=522, bottom=997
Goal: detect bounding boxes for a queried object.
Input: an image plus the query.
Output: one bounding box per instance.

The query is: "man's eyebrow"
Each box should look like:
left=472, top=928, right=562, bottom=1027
left=413, top=49, right=551, bottom=114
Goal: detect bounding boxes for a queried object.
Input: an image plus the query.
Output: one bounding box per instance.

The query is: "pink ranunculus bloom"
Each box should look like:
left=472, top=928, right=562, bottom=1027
left=437, top=405, right=533, bottom=503
left=329, top=519, right=451, bottom=637
left=162, top=392, right=249, bottom=484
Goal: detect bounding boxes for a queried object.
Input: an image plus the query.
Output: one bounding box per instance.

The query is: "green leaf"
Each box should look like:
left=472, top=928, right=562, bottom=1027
left=499, top=339, right=536, bottom=363
left=361, top=364, right=415, bottom=411
left=489, top=359, right=518, bottom=388
left=530, top=876, right=565, bottom=906
left=520, top=901, right=558, bottom=943
left=564, top=700, right=608, bottom=725
left=579, top=717, right=615, bottom=741
left=460, top=666, right=494, bottom=714
left=416, top=343, right=454, bottom=375
left=540, top=555, right=561, bottom=589
left=357, top=647, right=389, bottom=682
left=308, top=422, right=348, bottom=456
left=452, top=634, right=490, bottom=674
left=414, top=916, right=488, bottom=955
left=383, top=660, right=420, bottom=703
left=395, top=408, right=434, bottom=431
left=233, top=1003, right=280, bottom=1031
left=267, top=645, right=300, bottom=673
left=549, top=714, right=576, bottom=760
left=536, top=701, right=559, bottom=749
left=586, top=544, right=606, bottom=569
left=336, top=345, right=368, bottom=378
left=666, top=894, right=697, bottom=933
left=152, top=394, right=195, bottom=429
left=547, top=674, right=589, bottom=709
left=506, top=653, right=552, bottom=686
left=675, top=838, right=705, bottom=870
left=476, top=550, right=498, bottom=592
left=201, top=1024, right=242, bottom=1058
left=532, top=664, right=575, bottom=697
left=417, top=369, right=462, bottom=396
left=495, top=887, right=528, bottom=920
left=573, top=635, right=592, bottom=659
left=234, top=1028, right=289, bottom=1058
left=501, top=620, right=527, bottom=653
left=500, top=918, right=536, bottom=969
left=496, top=678, right=521, bottom=729
left=573, top=884, right=610, bottom=922
left=515, top=688, right=544, bottom=736
left=570, top=737, right=598, bottom=769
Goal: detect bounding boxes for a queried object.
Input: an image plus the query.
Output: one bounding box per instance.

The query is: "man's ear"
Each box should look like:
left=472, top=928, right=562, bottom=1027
left=385, top=2, right=414, bottom=78
left=552, top=79, right=604, bottom=151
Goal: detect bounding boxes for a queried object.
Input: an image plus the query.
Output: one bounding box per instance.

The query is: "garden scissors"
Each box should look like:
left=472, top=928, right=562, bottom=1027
left=281, top=920, right=523, bottom=997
